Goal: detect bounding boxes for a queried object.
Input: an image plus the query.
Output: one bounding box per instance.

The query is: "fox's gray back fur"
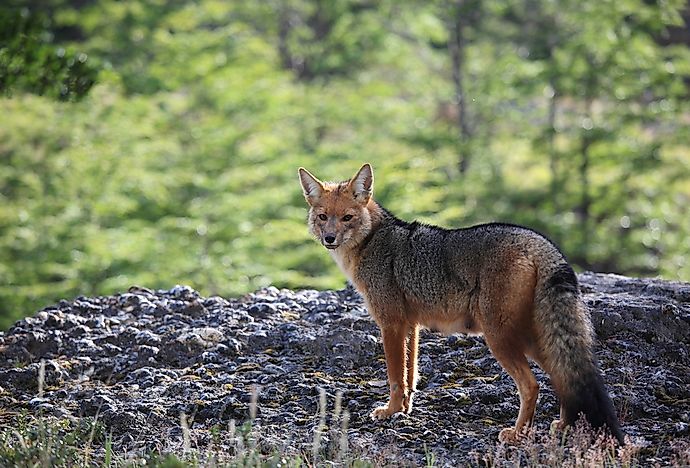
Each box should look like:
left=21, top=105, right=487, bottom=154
left=359, top=217, right=559, bottom=305
left=359, top=210, right=624, bottom=443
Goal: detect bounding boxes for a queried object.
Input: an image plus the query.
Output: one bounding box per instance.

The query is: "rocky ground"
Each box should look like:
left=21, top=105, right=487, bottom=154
left=0, top=273, right=689, bottom=466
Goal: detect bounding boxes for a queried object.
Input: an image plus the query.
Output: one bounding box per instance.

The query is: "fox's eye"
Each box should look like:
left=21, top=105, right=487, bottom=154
left=318, top=214, right=327, bottom=221
left=342, top=215, right=353, bottom=222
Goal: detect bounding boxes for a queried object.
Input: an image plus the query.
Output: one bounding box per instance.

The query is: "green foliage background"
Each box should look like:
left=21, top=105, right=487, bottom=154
left=2, top=0, right=690, bottom=328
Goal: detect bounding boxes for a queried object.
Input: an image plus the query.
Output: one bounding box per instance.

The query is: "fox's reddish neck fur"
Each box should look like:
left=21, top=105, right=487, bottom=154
left=364, top=198, right=388, bottom=232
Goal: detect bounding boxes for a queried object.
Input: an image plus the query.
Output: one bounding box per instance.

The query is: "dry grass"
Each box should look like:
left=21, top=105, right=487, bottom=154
left=479, top=418, right=644, bottom=468
left=2, top=377, right=688, bottom=467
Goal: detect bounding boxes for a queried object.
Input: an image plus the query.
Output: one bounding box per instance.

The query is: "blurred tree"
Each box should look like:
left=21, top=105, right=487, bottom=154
left=502, top=0, right=689, bottom=271
left=0, top=6, right=97, bottom=100
left=271, top=0, right=384, bottom=80
left=0, top=0, right=689, bottom=328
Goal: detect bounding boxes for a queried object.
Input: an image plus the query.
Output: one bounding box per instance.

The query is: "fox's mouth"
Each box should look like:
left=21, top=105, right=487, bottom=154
left=324, top=244, right=339, bottom=250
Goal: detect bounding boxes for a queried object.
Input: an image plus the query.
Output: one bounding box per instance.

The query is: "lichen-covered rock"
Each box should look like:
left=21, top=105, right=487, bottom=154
left=0, top=273, right=689, bottom=466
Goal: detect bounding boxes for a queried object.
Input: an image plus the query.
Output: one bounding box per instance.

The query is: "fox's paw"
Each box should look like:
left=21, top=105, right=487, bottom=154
left=370, top=404, right=403, bottom=420
left=401, top=392, right=414, bottom=414
left=550, top=419, right=566, bottom=433
left=498, top=427, right=520, bottom=445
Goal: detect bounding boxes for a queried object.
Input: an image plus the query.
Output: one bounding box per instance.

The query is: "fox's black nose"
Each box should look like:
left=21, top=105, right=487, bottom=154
left=324, top=235, right=336, bottom=244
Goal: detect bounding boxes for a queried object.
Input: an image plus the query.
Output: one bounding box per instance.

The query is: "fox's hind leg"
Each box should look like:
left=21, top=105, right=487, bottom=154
left=485, top=337, right=540, bottom=443
left=480, top=255, right=539, bottom=442
left=550, top=405, right=567, bottom=433
left=371, top=324, right=410, bottom=420
left=403, top=324, right=420, bottom=413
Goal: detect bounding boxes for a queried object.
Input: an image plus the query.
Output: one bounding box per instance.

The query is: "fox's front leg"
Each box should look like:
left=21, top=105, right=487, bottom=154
left=371, top=324, right=409, bottom=420
left=402, top=324, right=420, bottom=413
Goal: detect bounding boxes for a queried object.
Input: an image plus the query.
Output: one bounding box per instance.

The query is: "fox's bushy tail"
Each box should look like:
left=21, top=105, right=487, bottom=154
left=534, top=263, right=625, bottom=445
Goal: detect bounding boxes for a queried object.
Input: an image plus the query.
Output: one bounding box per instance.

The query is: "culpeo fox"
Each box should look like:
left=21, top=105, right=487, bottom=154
left=298, top=163, right=625, bottom=445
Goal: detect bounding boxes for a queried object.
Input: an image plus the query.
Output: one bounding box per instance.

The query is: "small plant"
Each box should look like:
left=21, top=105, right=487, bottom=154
left=0, top=413, right=103, bottom=467
left=479, top=418, right=643, bottom=468
left=424, top=443, right=437, bottom=467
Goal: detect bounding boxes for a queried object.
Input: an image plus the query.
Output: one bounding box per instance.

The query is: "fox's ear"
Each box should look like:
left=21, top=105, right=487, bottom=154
left=298, top=167, right=324, bottom=205
left=349, top=163, right=373, bottom=204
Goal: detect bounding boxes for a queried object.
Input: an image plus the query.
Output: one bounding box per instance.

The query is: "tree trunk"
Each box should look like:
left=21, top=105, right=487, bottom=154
left=448, top=0, right=472, bottom=175
left=547, top=80, right=559, bottom=212
left=578, top=98, right=593, bottom=269
left=278, top=6, right=294, bottom=72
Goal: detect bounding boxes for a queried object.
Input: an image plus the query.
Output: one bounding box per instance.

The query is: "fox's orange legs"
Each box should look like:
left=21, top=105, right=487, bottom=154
left=486, top=336, right=539, bottom=443
left=403, top=324, right=420, bottom=413
left=501, top=358, right=539, bottom=443
left=371, top=325, right=409, bottom=419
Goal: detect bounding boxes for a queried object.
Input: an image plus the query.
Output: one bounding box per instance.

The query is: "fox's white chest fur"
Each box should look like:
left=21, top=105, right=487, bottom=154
left=329, top=248, right=356, bottom=284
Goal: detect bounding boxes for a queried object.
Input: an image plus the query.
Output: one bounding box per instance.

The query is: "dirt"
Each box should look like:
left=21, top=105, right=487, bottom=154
left=0, top=272, right=689, bottom=466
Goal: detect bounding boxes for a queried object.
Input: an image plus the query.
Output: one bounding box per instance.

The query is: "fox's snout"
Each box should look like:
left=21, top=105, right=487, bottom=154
left=318, top=221, right=342, bottom=249
left=316, top=215, right=343, bottom=249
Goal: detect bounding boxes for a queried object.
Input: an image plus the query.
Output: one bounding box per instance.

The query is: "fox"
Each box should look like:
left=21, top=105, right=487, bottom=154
left=298, top=163, right=625, bottom=445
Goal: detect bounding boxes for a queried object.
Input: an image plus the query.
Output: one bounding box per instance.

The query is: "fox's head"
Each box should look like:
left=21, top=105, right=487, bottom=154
left=298, top=164, right=374, bottom=251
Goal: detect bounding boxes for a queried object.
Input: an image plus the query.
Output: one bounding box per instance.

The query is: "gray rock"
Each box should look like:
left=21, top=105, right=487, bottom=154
left=0, top=273, right=688, bottom=465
